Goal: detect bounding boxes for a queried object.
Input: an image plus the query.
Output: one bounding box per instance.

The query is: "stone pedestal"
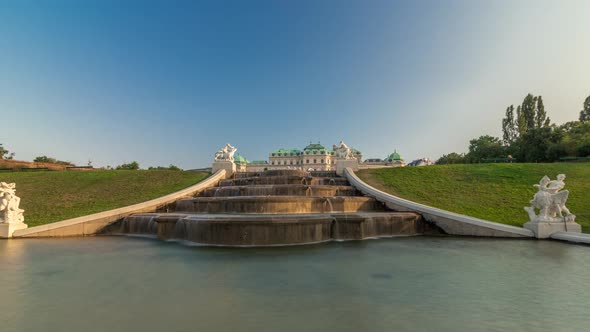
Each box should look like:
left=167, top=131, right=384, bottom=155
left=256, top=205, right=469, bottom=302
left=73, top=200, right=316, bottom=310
left=212, top=161, right=236, bottom=178
left=524, top=218, right=581, bottom=239
left=0, top=222, right=28, bottom=238
left=336, top=159, right=359, bottom=176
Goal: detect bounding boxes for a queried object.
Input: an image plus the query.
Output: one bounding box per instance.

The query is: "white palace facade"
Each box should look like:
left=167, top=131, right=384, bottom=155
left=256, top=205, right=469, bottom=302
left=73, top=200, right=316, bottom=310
left=230, top=141, right=405, bottom=172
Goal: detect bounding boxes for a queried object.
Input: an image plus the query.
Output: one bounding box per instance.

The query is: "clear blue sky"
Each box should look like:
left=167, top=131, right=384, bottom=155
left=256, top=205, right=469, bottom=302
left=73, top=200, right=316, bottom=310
left=1, top=0, right=589, bottom=168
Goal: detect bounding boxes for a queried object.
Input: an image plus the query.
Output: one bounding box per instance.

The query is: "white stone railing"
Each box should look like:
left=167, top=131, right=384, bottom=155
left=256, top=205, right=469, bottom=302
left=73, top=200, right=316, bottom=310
left=344, top=168, right=534, bottom=238
left=12, top=169, right=226, bottom=238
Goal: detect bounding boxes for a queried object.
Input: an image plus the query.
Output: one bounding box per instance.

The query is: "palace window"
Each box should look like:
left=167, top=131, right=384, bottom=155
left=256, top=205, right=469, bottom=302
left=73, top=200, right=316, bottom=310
left=321, top=159, right=324, bottom=164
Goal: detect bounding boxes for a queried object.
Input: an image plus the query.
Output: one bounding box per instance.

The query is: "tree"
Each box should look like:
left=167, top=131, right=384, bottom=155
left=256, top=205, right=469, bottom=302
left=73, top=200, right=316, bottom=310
left=466, top=135, right=505, bottom=162
left=521, top=94, right=537, bottom=132
left=148, top=164, right=182, bottom=171
left=33, top=156, right=73, bottom=166
left=34, top=156, right=51, bottom=163
left=535, top=96, right=550, bottom=128
left=116, top=161, right=140, bottom=170
left=512, top=127, right=563, bottom=162
left=436, top=152, right=466, bottom=165
left=0, top=144, right=15, bottom=160
left=502, top=105, right=518, bottom=145
left=516, top=105, right=526, bottom=135
left=580, top=95, right=590, bottom=122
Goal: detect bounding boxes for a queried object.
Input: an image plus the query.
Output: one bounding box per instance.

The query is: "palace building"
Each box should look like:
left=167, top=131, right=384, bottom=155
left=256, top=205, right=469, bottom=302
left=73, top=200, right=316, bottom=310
left=266, top=142, right=362, bottom=172
left=227, top=141, right=404, bottom=172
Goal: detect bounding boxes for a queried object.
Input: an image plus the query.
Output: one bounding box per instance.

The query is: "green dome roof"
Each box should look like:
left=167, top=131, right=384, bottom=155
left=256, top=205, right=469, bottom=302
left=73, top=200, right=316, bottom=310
left=385, top=151, right=403, bottom=161
left=303, top=143, right=325, bottom=151
left=234, top=153, right=249, bottom=164
left=271, top=148, right=302, bottom=156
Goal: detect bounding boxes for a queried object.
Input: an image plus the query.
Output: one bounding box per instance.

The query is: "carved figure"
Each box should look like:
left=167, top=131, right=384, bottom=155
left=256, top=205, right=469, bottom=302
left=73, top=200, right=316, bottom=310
left=0, top=182, right=25, bottom=224
left=524, top=174, right=573, bottom=222
left=214, top=143, right=237, bottom=162
left=333, top=140, right=355, bottom=160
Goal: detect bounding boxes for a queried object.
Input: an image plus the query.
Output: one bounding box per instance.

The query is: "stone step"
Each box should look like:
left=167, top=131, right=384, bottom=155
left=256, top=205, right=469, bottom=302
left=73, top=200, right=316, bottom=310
left=199, top=185, right=359, bottom=197
left=232, top=170, right=338, bottom=178
left=119, top=212, right=435, bottom=246
left=219, top=176, right=349, bottom=187
left=174, top=196, right=385, bottom=214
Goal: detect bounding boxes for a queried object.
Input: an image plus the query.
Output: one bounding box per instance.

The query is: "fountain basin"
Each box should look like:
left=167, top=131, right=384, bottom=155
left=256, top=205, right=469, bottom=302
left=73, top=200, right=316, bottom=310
left=116, top=212, right=431, bottom=246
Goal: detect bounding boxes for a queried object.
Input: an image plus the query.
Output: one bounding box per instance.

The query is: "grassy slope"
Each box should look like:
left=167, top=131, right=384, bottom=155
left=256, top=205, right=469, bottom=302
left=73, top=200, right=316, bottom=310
left=357, top=164, right=590, bottom=233
left=0, top=170, right=209, bottom=227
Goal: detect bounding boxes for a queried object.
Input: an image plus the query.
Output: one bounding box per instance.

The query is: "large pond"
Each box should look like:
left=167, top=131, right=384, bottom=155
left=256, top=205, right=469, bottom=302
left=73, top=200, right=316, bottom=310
left=1, top=236, right=589, bottom=332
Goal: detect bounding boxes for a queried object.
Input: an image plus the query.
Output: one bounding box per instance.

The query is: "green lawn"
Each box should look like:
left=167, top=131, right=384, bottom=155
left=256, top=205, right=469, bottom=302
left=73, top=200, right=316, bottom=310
left=0, top=170, right=209, bottom=227
left=357, top=163, right=590, bottom=233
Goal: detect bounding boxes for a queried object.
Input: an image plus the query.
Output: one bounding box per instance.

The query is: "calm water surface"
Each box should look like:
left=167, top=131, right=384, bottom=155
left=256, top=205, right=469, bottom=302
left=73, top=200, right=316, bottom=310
left=1, top=236, right=589, bottom=332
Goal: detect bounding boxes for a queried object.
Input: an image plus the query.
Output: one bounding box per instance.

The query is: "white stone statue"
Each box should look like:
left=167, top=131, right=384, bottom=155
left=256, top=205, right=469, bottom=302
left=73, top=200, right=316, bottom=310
left=333, top=140, right=355, bottom=160
left=524, top=174, right=575, bottom=223
left=214, top=143, right=237, bottom=162
left=0, top=182, right=25, bottom=224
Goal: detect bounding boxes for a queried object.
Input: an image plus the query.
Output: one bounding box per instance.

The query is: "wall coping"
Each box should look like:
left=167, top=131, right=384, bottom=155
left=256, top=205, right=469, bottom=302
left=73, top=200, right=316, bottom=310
left=345, top=168, right=534, bottom=237
left=12, top=169, right=226, bottom=237
left=551, top=232, right=590, bottom=245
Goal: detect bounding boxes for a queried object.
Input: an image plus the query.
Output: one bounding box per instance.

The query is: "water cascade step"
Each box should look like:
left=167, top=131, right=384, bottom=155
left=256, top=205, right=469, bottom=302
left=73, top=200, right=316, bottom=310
left=116, top=169, right=440, bottom=246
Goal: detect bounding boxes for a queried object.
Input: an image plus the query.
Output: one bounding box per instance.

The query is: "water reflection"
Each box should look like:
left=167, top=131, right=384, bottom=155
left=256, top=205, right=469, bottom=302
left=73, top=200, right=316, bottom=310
left=0, top=237, right=589, bottom=332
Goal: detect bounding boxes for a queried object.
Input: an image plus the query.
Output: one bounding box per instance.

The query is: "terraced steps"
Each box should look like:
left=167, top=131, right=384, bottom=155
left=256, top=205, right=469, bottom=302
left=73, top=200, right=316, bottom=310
left=199, top=184, right=359, bottom=197
left=174, top=196, right=384, bottom=214
left=118, top=169, right=437, bottom=246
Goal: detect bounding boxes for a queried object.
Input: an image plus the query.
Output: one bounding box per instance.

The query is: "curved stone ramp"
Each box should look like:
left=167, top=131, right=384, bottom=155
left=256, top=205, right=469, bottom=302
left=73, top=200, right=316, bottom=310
left=344, top=168, right=534, bottom=238
left=12, top=170, right=226, bottom=238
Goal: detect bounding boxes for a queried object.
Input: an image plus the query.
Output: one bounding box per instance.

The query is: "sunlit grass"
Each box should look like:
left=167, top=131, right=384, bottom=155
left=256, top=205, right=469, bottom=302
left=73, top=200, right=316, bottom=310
left=0, top=170, right=209, bottom=227
left=357, top=163, right=590, bottom=233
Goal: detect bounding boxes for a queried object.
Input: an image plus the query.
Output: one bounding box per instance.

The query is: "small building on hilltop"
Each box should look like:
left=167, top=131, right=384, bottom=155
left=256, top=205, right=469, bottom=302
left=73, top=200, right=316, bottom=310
left=362, top=150, right=406, bottom=168
left=407, top=158, right=434, bottom=167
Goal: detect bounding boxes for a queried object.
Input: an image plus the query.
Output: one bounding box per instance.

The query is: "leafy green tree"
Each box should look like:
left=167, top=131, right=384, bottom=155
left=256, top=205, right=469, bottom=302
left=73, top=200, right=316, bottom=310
left=535, top=96, right=550, bottom=128
left=513, top=127, right=563, bottom=162
left=0, top=144, right=15, bottom=160
left=148, top=164, right=182, bottom=171
left=33, top=156, right=74, bottom=165
left=466, top=135, right=505, bottom=163
left=436, top=152, right=466, bottom=165
left=501, top=105, right=518, bottom=145
left=516, top=105, right=526, bottom=135
left=34, top=156, right=52, bottom=163
left=580, top=95, right=590, bottom=122
left=521, top=94, right=537, bottom=132
left=116, top=161, right=140, bottom=170
left=0, top=144, right=8, bottom=159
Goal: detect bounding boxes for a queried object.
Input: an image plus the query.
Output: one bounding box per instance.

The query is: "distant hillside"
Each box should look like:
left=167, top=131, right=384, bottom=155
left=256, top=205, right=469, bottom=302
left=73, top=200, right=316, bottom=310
left=0, top=159, right=76, bottom=171
left=357, top=163, right=590, bottom=233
